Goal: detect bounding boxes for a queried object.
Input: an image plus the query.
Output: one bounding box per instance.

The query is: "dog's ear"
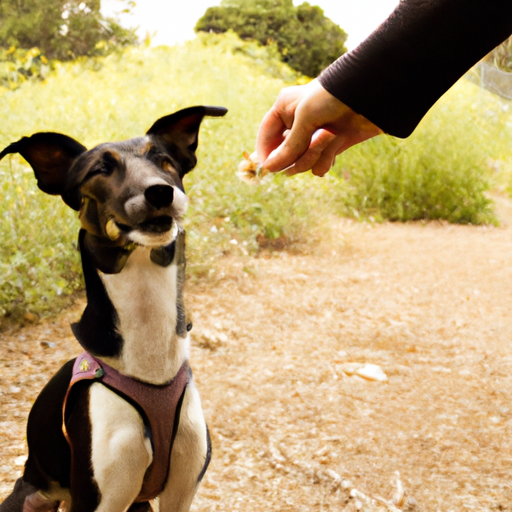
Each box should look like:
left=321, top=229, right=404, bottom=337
left=147, top=106, right=227, bottom=176
left=0, top=132, right=87, bottom=209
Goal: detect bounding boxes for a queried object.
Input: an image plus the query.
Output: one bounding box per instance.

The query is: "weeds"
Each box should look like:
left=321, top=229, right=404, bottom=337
left=0, top=47, right=51, bottom=92
left=0, top=160, right=80, bottom=321
left=0, top=34, right=511, bottom=318
left=335, top=79, right=512, bottom=225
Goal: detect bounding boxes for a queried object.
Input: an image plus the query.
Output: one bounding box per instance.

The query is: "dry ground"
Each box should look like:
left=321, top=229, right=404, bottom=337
left=2, top=200, right=512, bottom=511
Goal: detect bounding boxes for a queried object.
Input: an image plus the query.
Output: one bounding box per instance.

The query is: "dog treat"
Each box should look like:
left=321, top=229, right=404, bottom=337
left=237, top=151, right=270, bottom=184
left=106, top=218, right=121, bottom=240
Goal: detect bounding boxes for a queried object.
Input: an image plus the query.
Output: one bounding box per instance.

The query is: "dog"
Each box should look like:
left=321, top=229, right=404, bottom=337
left=0, top=105, right=227, bottom=512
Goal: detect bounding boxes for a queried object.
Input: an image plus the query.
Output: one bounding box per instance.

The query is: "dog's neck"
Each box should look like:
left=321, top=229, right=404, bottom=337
left=72, top=229, right=189, bottom=385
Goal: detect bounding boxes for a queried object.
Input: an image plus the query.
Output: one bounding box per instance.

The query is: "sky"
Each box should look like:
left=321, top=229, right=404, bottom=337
left=101, top=0, right=400, bottom=51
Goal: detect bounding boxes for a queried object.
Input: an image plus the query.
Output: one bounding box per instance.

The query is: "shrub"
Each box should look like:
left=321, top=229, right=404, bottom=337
left=0, top=47, right=52, bottom=91
left=0, top=160, right=81, bottom=321
left=0, top=0, right=137, bottom=61
left=195, top=0, right=347, bottom=76
left=334, top=79, right=510, bottom=224
left=0, top=34, right=510, bottom=320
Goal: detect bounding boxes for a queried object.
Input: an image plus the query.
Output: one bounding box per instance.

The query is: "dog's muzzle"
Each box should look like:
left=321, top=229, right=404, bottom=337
left=105, top=216, right=179, bottom=246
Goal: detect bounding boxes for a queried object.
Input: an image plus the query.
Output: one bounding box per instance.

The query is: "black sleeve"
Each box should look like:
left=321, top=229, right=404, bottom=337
left=318, top=0, right=512, bottom=138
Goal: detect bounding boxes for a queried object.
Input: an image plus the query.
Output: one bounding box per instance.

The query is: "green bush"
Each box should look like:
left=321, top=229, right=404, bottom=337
left=0, top=33, right=510, bottom=320
left=338, top=135, right=495, bottom=224
left=0, top=161, right=81, bottom=320
left=0, top=47, right=52, bottom=91
left=0, top=0, right=137, bottom=61
left=335, top=79, right=511, bottom=224
left=195, top=0, right=347, bottom=76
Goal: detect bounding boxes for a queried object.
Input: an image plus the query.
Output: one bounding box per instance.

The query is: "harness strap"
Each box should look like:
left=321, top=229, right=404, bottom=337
left=62, top=352, right=190, bottom=502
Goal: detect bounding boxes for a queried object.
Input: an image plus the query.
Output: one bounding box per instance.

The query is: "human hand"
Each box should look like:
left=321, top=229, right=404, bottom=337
left=256, top=79, right=383, bottom=177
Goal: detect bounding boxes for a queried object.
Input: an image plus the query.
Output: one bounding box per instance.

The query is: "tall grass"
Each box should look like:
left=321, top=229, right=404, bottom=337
left=0, top=162, right=80, bottom=318
left=0, top=34, right=333, bottom=319
left=0, top=33, right=511, bottom=319
left=335, top=79, right=512, bottom=224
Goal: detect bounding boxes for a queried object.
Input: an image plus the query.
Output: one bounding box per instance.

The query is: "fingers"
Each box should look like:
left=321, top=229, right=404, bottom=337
left=311, top=130, right=355, bottom=176
left=255, top=108, right=288, bottom=163
left=259, top=80, right=344, bottom=174
left=311, top=144, right=339, bottom=177
left=263, top=120, right=317, bottom=173
left=284, top=129, right=339, bottom=177
left=255, top=79, right=383, bottom=178
left=256, top=85, right=302, bottom=162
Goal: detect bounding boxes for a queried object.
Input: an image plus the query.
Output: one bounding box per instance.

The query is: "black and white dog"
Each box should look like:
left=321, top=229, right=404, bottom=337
left=0, top=105, right=227, bottom=512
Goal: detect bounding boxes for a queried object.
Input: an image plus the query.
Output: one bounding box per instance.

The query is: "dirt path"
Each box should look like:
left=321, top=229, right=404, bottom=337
left=2, top=201, right=512, bottom=511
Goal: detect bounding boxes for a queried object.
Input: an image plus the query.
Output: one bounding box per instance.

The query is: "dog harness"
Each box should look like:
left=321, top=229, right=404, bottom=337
left=62, top=352, right=190, bottom=503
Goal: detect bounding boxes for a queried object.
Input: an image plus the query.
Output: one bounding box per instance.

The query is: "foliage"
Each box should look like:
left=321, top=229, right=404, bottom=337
left=335, top=79, right=511, bottom=224
left=0, top=33, right=510, bottom=320
left=0, top=0, right=137, bottom=61
left=0, top=162, right=80, bottom=320
left=287, top=3, right=347, bottom=78
left=195, top=0, right=347, bottom=76
left=337, top=135, right=495, bottom=224
left=0, top=47, right=51, bottom=91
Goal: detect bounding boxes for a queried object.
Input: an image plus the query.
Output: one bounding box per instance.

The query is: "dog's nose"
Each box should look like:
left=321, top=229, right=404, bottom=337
left=145, top=184, right=174, bottom=209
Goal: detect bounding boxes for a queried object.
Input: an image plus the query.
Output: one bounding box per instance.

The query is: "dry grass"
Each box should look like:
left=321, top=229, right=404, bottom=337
left=2, top=200, right=512, bottom=511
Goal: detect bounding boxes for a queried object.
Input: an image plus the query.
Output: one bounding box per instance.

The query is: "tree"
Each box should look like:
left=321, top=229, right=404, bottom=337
left=287, top=3, right=348, bottom=77
left=0, top=0, right=137, bottom=60
left=195, top=0, right=347, bottom=76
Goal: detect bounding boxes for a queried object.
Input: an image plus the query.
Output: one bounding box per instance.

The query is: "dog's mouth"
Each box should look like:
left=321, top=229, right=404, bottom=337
left=138, top=215, right=173, bottom=233
left=106, top=215, right=178, bottom=247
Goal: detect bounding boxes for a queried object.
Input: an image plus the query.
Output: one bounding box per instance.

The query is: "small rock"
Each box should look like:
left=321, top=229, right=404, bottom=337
left=356, top=364, right=388, bottom=382
left=40, top=341, right=57, bottom=349
left=341, top=363, right=388, bottom=382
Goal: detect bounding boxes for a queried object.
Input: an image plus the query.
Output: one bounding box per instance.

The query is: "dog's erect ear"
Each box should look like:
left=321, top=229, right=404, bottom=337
left=147, top=106, right=227, bottom=176
left=0, top=132, right=87, bottom=209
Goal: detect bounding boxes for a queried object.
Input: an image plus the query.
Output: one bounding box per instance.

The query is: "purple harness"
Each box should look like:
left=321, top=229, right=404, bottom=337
left=62, top=352, right=190, bottom=503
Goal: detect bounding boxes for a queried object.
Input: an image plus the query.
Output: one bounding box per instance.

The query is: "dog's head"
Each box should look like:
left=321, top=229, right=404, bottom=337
left=0, top=106, right=227, bottom=272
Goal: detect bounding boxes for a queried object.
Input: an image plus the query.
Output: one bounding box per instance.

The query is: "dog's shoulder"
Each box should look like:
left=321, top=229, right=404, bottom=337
left=29, top=358, right=75, bottom=418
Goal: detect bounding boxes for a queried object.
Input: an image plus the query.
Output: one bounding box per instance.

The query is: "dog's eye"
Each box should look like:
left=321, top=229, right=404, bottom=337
left=89, top=154, right=118, bottom=177
left=88, top=164, right=111, bottom=177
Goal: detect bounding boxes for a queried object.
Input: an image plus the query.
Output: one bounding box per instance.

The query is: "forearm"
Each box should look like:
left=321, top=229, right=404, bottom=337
left=319, top=0, right=512, bottom=137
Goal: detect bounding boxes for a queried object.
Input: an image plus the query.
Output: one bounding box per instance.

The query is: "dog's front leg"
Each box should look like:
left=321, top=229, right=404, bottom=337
left=74, top=383, right=152, bottom=512
left=157, top=380, right=210, bottom=512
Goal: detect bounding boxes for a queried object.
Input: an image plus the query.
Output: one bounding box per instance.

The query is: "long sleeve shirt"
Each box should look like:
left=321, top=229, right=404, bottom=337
left=318, top=0, right=512, bottom=137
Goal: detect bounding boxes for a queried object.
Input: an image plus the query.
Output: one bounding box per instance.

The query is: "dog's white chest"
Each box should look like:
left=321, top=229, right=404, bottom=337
left=100, top=247, right=188, bottom=383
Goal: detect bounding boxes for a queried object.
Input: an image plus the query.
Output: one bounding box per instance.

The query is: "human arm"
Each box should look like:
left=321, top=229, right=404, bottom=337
left=256, top=0, right=512, bottom=175
left=320, top=0, right=512, bottom=138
